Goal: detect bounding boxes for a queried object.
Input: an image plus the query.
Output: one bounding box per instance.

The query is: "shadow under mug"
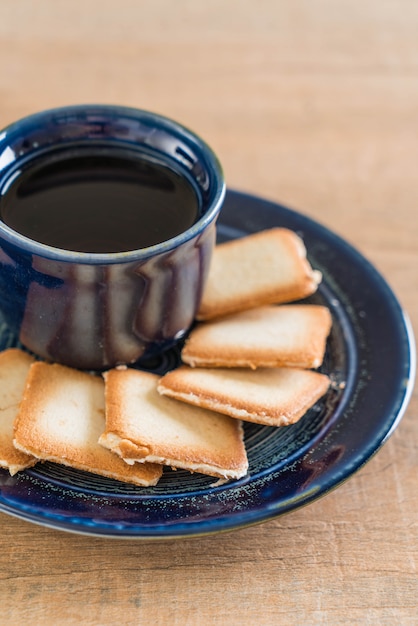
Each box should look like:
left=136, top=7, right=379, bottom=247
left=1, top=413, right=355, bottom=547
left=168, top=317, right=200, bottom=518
left=0, top=105, right=225, bottom=370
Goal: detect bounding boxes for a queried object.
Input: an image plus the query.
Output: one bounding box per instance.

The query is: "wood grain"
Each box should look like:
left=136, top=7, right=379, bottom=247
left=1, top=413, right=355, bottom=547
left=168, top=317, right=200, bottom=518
left=0, top=1, right=417, bottom=624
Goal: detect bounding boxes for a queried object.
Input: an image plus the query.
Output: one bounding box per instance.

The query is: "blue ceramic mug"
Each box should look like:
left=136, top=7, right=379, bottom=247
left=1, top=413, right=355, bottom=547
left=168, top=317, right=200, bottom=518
left=0, top=105, right=225, bottom=369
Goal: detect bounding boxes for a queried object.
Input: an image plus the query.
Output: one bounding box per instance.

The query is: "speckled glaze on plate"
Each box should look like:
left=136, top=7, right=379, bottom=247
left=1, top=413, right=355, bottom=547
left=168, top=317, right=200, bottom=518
left=0, top=190, right=415, bottom=538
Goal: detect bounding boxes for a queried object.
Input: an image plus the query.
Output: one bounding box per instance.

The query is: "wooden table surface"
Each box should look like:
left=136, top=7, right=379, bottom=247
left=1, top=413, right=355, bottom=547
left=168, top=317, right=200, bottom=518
left=0, top=2, right=417, bottom=624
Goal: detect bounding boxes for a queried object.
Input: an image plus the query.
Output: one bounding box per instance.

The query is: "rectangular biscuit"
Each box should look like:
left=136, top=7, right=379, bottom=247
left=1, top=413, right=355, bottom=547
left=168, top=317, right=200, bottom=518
left=182, top=304, right=332, bottom=369
left=158, top=365, right=330, bottom=427
left=0, top=349, right=37, bottom=475
left=99, top=368, right=248, bottom=480
left=13, top=362, right=163, bottom=487
left=197, top=228, right=322, bottom=320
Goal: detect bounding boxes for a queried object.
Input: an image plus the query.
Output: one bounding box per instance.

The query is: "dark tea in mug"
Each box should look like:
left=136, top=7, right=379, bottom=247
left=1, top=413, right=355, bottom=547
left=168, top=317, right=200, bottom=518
left=0, top=147, right=200, bottom=254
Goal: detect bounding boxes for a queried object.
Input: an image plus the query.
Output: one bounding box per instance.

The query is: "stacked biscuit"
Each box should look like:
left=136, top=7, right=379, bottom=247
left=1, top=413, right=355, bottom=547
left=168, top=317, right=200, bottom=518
left=1, top=228, right=332, bottom=486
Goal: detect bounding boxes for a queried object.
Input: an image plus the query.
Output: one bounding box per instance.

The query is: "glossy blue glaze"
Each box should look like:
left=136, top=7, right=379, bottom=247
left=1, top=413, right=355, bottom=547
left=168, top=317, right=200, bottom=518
left=0, top=190, right=414, bottom=538
left=0, top=106, right=225, bottom=369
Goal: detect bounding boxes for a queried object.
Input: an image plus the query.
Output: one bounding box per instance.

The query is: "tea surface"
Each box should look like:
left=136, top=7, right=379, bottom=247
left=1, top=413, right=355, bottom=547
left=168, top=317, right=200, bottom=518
left=0, top=147, right=199, bottom=253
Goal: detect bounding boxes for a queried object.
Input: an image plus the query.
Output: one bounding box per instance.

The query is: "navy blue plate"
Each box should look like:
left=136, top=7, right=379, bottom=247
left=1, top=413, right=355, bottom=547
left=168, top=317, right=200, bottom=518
left=0, top=190, right=415, bottom=538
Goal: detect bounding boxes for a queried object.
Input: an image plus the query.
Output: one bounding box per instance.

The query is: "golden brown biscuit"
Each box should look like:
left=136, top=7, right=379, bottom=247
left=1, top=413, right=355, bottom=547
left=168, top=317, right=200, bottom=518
left=99, top=368, right=248, bottom=480
left=182, top=304, right=332, bottom=369
left=197, top=228, right=321, bottom=320
left=0, top=349, right=37, bottom=475
left=13, top=362, right=162, bottom=486
left=158, top=365, right=330, bottom=427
